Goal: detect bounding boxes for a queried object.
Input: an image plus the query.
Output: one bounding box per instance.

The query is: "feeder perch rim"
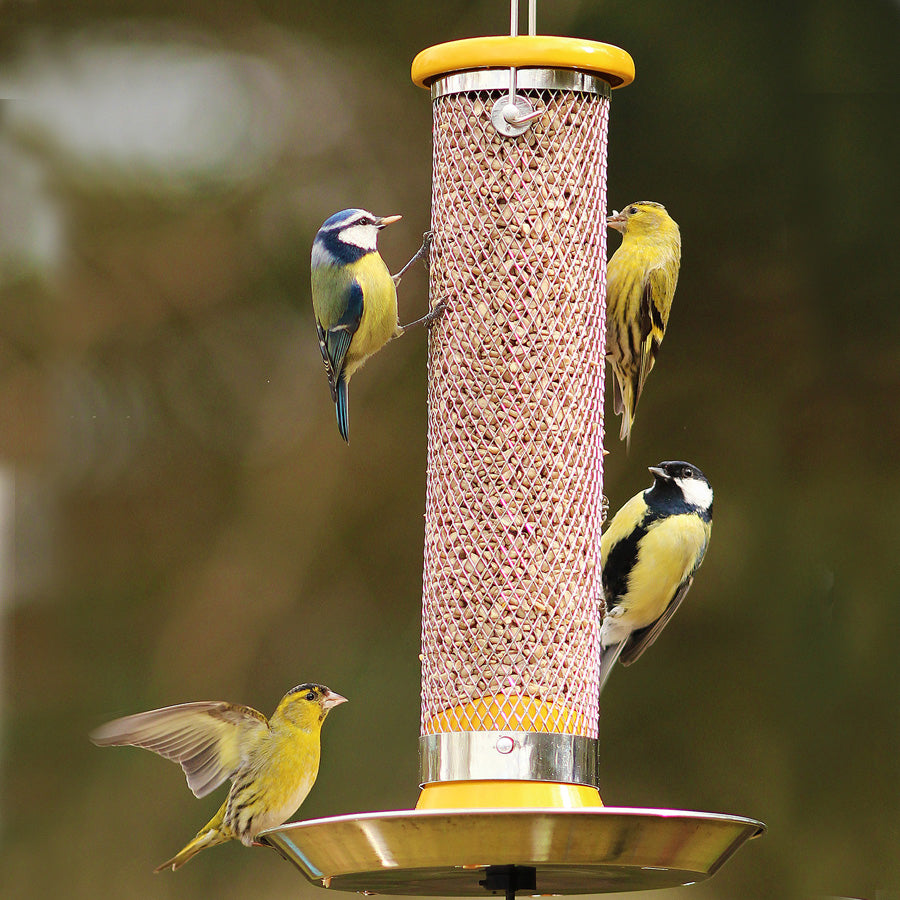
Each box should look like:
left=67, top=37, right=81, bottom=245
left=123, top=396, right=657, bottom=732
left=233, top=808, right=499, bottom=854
left=262, top=807, right=765, bottom=895
left=411, top=36, right=635, bottom=89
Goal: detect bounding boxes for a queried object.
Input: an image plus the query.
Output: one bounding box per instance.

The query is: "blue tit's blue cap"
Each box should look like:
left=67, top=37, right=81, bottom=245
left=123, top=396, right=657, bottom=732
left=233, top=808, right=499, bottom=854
left=319, top=209, right=366, bottom=232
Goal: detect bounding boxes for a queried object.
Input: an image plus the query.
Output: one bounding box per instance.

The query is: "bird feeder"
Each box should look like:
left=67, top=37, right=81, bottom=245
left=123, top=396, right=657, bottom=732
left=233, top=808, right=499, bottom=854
left=266, top=4, right=763, bottom=894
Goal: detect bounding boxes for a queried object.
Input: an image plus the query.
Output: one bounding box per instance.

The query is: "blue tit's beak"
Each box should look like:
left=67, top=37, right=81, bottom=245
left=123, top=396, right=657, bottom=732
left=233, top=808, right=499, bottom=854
left=648, top=465, right=669, bottom=480
left=606, top=210, right=627, bottom=232
left=321, top=691, right=348, bottom=709
left=377, top=214, right=402, bottom=228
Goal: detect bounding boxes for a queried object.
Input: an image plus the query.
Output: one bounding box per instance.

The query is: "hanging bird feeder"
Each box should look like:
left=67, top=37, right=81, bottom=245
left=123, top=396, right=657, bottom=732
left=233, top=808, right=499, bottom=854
left=265, top=2, right=763, bottom=893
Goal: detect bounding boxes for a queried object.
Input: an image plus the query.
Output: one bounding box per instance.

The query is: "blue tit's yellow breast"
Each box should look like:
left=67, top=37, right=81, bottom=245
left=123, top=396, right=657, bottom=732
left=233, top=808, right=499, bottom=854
left=344, top=252, right=399, bottom=377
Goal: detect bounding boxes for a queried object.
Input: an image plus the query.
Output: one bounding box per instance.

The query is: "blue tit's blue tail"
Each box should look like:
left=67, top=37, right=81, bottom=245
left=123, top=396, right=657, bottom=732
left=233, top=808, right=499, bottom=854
left=335, top=376, right=350, bottom=443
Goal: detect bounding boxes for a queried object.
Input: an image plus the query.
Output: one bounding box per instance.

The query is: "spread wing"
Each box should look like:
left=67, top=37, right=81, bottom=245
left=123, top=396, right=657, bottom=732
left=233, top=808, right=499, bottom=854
left=90, top=701, right=269, bottom=798
left=312, top=270, right=364, bottom=397
left=619, top=574, right=694, bottom=667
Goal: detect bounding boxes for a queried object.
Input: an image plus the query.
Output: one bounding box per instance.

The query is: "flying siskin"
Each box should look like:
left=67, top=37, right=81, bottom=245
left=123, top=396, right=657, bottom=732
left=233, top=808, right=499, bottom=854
left=91, top=682, right=347, bottom=872
left=599, top=461, right=712, bottom=694
left=311, top=208, right=441, bottom=443
left=605, top=201, right=681, bottom=444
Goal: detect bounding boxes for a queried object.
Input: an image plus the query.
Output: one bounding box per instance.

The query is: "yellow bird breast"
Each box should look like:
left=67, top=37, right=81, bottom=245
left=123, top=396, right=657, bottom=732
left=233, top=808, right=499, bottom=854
left=344, top=253, right=399, bottom=379
left=618, top=515, right=708, bottom=630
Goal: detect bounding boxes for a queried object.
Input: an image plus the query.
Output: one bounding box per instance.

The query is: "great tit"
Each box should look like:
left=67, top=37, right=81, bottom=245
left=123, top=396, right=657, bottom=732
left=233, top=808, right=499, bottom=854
left=599, top=460, right=712, bottom=694
left=311, top=208, right=439, bottom=442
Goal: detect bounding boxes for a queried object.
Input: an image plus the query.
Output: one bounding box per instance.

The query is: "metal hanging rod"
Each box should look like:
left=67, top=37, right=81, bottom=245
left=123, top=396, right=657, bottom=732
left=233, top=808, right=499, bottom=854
left=492, top=0, right=544, bottom=137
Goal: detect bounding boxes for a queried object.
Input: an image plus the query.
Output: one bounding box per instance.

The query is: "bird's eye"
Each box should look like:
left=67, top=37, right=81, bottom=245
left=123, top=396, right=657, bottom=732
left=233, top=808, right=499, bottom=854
left=628, top=206, right=638, bottom=215
left=683, top=467, right=694, bottom=478
left=305, top=691, right=316, bottom=701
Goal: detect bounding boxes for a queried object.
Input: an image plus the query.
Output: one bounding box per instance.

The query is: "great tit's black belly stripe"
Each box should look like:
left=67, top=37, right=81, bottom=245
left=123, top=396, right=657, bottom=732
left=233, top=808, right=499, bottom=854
left=603, top=518, right=647, bottom=606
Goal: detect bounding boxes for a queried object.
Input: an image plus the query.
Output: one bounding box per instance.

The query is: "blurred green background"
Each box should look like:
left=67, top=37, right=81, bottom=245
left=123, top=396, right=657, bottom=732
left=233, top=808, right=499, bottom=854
left=1, top=1, right=898, bottom=898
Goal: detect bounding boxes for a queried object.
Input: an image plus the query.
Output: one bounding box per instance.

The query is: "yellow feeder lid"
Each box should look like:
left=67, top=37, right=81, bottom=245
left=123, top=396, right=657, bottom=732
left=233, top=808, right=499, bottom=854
left=412, top=36, right=634, bottom=89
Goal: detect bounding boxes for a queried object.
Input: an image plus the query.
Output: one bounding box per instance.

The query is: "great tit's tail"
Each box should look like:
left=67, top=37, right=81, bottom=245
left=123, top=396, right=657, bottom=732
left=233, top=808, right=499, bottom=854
left=598, top=638, right=626, bottom=698
left=335, top=376, right=350, bottom=443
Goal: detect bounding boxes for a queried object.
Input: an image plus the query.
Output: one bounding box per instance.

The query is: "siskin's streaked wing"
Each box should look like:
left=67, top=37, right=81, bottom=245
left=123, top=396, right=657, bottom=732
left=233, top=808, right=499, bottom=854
left=90, top=701, right=269, bottom=799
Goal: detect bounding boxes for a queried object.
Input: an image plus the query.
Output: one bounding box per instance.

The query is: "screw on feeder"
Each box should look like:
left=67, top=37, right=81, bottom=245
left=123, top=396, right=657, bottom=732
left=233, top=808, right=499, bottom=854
left=491, top=0, right=545, bottom=137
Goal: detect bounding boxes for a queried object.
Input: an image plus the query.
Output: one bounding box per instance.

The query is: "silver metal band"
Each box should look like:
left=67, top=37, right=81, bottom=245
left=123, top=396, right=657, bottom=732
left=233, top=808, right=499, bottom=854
left=419, top=732, right=598, bottom=787
left=430, top=68, right=613, bottom=100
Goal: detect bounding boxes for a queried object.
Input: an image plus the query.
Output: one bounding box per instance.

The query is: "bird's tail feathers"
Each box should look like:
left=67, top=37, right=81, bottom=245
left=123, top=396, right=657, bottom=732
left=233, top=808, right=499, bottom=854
left=154, top=827, right=228, bottom=873
left=335, top=376, right=350, bottom=443
left=598, top=639, right=627, bottom=697
left=611, top=369, right=635, bottom=445
left=618, top=396, right=634, bottom=447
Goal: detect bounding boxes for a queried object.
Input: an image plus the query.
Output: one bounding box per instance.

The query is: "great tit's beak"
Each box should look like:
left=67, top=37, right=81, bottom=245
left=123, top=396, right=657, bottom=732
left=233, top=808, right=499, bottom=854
left=377, top=214, right=402, bottom=228
left=606, top=210, right=627, bottom=233
left=321, top=691, right=348, bottom=710
left=648, top=465, right=670, bottom=480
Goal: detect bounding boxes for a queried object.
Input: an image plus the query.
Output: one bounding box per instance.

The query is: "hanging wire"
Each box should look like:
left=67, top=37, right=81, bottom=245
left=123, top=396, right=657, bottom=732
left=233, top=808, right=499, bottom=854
left=493, top=0, right=543, bottom=136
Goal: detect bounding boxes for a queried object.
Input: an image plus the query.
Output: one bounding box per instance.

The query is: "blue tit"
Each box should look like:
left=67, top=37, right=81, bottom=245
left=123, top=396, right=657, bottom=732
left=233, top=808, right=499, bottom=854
left=599, top=460, right=713, bottom=694
left=311, top=209, right=438, bottom=443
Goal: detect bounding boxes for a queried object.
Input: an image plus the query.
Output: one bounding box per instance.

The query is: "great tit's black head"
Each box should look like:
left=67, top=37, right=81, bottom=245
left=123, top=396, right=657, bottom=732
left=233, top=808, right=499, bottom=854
left=648, top=461, right=713, bottom=514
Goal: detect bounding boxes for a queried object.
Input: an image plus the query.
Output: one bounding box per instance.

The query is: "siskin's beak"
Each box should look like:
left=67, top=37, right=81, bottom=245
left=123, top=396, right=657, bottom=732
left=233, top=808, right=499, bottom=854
left=321, top=691, right=348, bottom=710
left=606, top=210, right=627, bottom=233
left=377, top=214, right=402, bottom=228
left=648, top=465, right=670, bottom=480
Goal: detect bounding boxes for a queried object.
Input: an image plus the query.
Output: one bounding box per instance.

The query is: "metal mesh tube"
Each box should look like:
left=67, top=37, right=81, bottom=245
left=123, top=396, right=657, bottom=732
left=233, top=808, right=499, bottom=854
left=421, top=72, right=610, bottom=744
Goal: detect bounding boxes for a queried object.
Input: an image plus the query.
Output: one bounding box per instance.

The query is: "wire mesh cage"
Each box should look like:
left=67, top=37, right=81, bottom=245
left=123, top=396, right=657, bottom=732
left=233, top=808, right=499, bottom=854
left=420, top=70, right=611, bottom=791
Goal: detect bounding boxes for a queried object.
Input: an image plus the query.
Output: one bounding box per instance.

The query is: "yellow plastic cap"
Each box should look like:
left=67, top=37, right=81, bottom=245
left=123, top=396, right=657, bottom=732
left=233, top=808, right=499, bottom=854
left=416, top=780, right=603, bottom=810
left=411, top=36, right=634, bottom=89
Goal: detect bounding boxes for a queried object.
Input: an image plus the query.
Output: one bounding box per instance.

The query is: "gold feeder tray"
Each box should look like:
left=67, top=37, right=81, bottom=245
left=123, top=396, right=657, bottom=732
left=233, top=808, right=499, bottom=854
left=262, top=807, right=765, bottom=895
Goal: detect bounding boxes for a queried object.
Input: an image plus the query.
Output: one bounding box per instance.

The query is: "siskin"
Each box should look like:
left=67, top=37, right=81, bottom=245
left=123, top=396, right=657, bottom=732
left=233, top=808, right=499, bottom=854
left=605, top=201, right=681, bottom=444
left=311, top=209, right=441, bottom=443
left=91, top=683, right=347, bottom=871
left=599, top=461, right=712, bottom=694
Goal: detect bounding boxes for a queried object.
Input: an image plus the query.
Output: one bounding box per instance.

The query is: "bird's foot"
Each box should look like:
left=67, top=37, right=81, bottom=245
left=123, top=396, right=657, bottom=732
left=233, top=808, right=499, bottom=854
left=391, top=232, right=433, bottom=286
left=399, top=299, right=445, bottom=332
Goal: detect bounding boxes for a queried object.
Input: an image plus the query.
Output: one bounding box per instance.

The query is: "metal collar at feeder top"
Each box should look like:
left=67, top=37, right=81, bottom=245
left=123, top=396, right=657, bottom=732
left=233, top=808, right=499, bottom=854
left=263, top=34, right=764, bottom=897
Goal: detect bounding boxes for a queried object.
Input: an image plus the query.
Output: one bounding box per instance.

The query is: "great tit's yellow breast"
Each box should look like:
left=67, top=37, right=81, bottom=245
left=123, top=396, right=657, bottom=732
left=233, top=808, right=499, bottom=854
left=344, top=252, right=399, bottom=377
left=620, top=514, right=710, bottom=628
